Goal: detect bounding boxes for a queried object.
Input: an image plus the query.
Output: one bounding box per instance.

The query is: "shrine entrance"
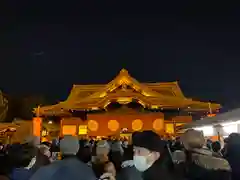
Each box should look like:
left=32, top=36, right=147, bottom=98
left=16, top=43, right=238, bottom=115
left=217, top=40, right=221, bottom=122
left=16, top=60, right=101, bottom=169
left=85, top=112, right=165, bottom=137
left=60, top=111, right=165, bottom=137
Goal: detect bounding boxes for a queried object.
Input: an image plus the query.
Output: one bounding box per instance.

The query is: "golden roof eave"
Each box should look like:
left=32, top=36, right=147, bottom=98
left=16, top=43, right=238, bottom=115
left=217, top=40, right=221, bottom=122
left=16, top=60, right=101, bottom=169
left=33, top=103, right=71, bottom=116
left=144, top=81, right=185, bottom=97
left=37, top=94, right=220, bottom=114
left=36, top=69, right=221, bottom=115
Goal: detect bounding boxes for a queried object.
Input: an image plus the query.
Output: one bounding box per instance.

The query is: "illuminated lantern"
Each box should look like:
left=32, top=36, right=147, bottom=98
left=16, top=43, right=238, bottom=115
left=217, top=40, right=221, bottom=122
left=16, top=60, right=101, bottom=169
left=33, top=117, right=42, bottom=137
left=207, top=114, right=216, bottom=117
left=165, top=124, right=174, bottom=134
left=132, top=119, right=143, bottom=131
left=88, top=120, right=99, bottom=131
left=79, top=125, right=87, bottom=135
left=41, top=137, right=48, bottom=142
left=41, top=129, right=48, bottom=137
left=108, top=120, right=119, bottom=131
left=153, top=119, right=164, bottom=131
left=62, top=125, right=77, bottom=136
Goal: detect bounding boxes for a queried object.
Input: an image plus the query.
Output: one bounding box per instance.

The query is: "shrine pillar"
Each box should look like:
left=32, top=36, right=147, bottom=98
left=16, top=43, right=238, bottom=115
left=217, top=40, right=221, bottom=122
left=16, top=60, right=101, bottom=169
left=33, top=117, right=42, bottom=144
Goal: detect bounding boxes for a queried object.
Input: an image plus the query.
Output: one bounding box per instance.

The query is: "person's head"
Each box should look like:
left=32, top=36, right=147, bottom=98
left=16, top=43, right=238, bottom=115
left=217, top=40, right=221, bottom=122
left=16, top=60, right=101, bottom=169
left=24, top=136, right=40, bottom=147
left=211, top=141, right=221, bottom=153
left=110, top=141, right=124, bottom=155
left=122, top=140, right=128, bottom=148
left=122, top=145, right=134, bottom=161
left=206, top=139, right=212, bottom=150
left=77, top=146, right=92, bottom=163
left=228, top=133, right=240, bottom=145
left=60, top=135, right=79, bottom=156
left=38, top=144, right=51, bottom=158
left=181, top=129, right=205, bottom=151
left=132, top=130, right=165, bottom=172
left=96, top=140, right=110, bottom=157
left=8, top=143, right=36, bottom=168
left=225, top=133, right=240, bottom=156
left=109, top=150, right=123, bottom=172
left=175, top=137, right=181, bottom=143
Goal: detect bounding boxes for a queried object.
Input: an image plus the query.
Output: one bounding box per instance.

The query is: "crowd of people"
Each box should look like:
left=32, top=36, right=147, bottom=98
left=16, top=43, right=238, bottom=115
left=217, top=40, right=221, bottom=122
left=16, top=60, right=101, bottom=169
left=0, top=129, right=239, bottom=180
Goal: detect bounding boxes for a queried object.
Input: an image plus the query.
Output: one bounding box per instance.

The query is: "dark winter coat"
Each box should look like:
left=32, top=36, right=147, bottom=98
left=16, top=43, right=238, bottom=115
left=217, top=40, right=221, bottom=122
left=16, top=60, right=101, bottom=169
left=142, top=157, right=179, bottom=180
left=172, top=148, right=231, bottom=180
left=120, top=160, right=143, bottom=180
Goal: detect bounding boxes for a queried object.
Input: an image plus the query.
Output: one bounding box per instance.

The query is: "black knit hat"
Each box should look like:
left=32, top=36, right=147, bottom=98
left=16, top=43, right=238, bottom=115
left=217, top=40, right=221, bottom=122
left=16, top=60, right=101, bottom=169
left=132, top=130, right=165, bottom=153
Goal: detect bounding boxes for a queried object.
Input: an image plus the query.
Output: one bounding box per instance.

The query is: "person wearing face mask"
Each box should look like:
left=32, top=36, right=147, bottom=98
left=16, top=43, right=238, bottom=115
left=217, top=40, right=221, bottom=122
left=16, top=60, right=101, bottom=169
left=132, top=130, right=178, bottom=180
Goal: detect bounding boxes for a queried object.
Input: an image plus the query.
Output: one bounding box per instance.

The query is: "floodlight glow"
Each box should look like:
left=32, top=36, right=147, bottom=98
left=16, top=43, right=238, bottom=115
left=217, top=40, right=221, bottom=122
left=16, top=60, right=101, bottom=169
left=223, top=124, right=238, bottom=134
left=221, top=120, right=240, bottom=126
left=194, top=126, right=214, bottom=136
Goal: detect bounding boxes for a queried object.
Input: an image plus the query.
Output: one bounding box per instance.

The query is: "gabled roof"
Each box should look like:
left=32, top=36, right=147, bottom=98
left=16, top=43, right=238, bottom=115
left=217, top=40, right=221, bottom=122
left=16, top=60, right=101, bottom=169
left=67, top=69, right=184, bottom=102
left=144, top=82, right=185, bottom=97
left=36, top=69, right=221, bottom=115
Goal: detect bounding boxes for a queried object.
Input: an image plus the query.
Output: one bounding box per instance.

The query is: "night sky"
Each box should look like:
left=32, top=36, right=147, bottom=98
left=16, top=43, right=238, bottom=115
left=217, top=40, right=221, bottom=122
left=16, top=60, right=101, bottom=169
left=1, top=2, right=240, bottom=110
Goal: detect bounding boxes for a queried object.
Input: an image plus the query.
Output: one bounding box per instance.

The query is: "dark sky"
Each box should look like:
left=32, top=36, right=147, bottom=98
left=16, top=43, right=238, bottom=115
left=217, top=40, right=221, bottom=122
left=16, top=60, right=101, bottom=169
left=1, top=2, right=240, bottom=110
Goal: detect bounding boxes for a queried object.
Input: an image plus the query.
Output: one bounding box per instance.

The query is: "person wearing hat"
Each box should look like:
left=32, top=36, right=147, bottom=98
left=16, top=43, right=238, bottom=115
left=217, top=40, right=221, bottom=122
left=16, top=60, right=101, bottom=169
left=31, top=136, right=115, bottom=180
left=132, top=130, right=177, bottom=180
left=179, top=129, right=231, bottom=180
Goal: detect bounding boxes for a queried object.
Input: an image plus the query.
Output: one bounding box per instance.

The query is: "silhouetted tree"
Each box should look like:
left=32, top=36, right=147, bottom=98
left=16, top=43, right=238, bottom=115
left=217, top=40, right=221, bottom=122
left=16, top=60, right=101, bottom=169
left=4, top=95, right=48, bottom=121
left=20, top=95, right=48, bottom=119
left=4, top=95, right=22, bottom=122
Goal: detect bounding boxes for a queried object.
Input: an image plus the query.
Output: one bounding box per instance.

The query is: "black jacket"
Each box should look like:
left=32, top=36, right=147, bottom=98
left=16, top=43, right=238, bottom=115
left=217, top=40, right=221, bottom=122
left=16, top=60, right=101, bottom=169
left=142, top=157, right=179, bottom=180
left=120, top=160, right=143, bottom=180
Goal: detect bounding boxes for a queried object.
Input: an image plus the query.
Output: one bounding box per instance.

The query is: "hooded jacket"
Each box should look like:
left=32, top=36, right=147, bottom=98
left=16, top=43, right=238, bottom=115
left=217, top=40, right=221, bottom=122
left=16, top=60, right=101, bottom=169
left=172, top=148, right=231, bottom=180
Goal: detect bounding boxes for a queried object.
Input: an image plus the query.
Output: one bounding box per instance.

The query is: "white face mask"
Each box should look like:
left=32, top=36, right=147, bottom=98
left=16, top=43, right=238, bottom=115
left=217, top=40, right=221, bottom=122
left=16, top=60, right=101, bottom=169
left=133, top=155, right=151, bottom=172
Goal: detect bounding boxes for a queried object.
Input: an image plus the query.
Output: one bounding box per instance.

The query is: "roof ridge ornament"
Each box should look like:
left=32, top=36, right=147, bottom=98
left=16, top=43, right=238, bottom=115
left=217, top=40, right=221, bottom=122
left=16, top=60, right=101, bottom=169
left=119, top=68, right=129, bottom=75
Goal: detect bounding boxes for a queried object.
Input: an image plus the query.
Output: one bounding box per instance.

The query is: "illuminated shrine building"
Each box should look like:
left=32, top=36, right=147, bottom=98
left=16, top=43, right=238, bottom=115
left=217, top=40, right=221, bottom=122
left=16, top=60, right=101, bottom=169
left=35, top=69, right=221, bottom=137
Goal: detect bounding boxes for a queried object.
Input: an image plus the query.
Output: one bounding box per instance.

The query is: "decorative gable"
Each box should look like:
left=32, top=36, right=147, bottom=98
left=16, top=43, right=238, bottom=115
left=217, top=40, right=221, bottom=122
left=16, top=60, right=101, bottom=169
left=87, top=69, right=162, bottom=99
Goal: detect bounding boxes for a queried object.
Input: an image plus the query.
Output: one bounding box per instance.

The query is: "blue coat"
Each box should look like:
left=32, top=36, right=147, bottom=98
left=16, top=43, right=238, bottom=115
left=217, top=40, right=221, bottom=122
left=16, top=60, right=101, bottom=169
left=11, top=168, right=33, bottom=180
left=30, top=157, right=96, bottom=180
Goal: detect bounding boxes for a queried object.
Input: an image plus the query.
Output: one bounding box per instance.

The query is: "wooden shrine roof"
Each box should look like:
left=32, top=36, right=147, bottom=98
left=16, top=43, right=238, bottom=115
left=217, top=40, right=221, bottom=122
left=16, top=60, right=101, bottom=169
left=35, top=69, right=221, bottom=116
